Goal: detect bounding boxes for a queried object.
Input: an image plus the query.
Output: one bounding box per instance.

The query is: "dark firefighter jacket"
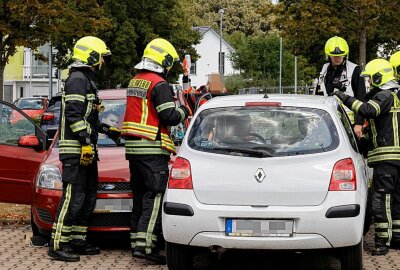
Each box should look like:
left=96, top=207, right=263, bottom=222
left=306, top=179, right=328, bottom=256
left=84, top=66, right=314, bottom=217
left=340, top=87, right=400, bottom=166
left=59, top=68, right=100, bottom=161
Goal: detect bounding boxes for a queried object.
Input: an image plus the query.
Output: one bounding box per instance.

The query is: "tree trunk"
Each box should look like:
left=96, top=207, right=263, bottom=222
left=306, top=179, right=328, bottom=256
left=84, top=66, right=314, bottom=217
left=0, top=61, right=4, bottom=101
left=359, top=28, right=367, bottom=68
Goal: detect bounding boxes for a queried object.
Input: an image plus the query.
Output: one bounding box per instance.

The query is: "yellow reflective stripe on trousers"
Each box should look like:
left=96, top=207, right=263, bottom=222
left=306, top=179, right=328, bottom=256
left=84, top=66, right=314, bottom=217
left=54, top=184, right=72, bottom=250
left=125, top=148, right=170, bottom=155
left=156, top=102, right=176, bottom=113
left=71, top=225, right=88, bottom=233
left=368, top=154, right=400, bottom=163
left=386, top=194, right=392, bottom=245
left=375, top=222, right=389, bottom=229
left=65, top=94, right=85, bottom=102
left=146, top=193, right=162, bottom=253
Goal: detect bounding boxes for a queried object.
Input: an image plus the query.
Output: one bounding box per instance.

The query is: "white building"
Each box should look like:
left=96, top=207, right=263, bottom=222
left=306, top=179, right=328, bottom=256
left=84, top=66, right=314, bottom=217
left=185, top=26, right=239, bottom=88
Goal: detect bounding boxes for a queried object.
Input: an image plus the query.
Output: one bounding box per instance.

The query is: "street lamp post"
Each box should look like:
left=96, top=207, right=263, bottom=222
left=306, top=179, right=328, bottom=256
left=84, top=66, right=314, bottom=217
left=219, top=8, right=224, bottom=75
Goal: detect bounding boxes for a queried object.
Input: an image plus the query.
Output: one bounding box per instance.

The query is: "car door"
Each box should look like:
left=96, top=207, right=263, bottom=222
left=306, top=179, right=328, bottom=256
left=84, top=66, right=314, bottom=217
left=0, top=101, right=48, bottom=204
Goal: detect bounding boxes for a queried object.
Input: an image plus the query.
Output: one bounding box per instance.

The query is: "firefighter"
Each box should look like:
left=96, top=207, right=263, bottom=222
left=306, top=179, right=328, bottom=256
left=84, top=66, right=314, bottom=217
left=314, top=36, right=367, bottom=138
left=121, top=38, right=191, bottom=264
left=390, top=51, right=400, bottom=82
left=332, top=58, right=400, bottom=256
left=48, top=36, right=115, bottom=262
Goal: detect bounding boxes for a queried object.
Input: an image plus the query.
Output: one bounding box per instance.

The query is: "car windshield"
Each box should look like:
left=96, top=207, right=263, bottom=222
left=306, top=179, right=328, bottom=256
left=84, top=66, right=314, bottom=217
left=16, top=99, right=44, bottom=110
left=187, top=106, right=339, bottom=157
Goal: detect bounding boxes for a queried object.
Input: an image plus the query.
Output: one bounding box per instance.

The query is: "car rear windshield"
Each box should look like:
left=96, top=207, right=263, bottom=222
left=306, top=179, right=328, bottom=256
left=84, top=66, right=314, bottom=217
left=16, top=99, right=44, bottom=110
left=187, top=106, right=339, bottom=157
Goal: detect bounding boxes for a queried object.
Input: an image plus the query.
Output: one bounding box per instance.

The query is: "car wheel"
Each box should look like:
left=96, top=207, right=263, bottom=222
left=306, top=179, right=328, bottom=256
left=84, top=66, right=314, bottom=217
left=340, top=240, right=363, bottom=270
left=30, top=210, right=50, bottom=246
left=166, top=241, right=194, bottom=270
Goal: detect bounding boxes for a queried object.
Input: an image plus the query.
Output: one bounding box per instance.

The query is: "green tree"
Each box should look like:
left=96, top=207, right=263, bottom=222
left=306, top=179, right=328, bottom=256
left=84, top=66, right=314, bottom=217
left=0, top=0, right=111, bottom=100
left=229, top=34, right=316, bottom=90
left=97, top=0, right=201, bottom=88
left=274, top=0, right=400, bottom=69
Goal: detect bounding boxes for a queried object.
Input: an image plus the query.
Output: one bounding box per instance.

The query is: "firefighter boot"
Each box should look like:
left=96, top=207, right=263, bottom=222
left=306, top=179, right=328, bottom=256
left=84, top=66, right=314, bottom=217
left=70, top=239, right=100, bottom=255
left=48, top=243, right=80, bottom=262
left=372, top=244, right=389, bottom=256
left=132, top=247, right=166, bottom=265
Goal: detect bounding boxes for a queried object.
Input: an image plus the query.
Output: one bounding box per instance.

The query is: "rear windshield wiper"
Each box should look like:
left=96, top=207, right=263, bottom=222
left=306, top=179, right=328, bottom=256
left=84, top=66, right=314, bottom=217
left=213, top=147, right=273, bottom=158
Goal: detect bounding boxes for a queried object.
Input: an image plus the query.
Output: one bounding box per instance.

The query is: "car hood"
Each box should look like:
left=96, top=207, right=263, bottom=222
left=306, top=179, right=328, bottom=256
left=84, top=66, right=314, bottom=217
left=183, top=150, right=345, bottom=206
left=43, top=146, right=129, bottom=182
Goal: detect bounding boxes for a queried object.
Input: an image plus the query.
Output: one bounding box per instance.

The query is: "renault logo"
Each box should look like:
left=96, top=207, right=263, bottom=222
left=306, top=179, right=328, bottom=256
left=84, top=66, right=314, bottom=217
left=254, top=168, right=266, bottom=183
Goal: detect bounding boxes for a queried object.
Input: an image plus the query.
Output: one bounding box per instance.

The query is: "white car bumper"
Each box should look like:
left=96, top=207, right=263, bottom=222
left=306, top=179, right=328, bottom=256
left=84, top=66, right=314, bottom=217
left=162, top=190, right=365, bottom=250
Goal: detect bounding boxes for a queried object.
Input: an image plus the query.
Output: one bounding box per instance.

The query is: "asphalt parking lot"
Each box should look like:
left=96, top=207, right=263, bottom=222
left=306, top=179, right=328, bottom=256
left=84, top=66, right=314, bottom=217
left=0, top=224, right=399, bottom=270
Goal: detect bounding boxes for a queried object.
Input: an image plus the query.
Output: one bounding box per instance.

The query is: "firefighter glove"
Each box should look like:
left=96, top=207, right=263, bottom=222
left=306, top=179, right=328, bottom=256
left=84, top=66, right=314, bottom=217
left=331, top=90, right=346, bottom=101
left=99, top=123, right=122, bottom=145
left=80, top=144, right=94, bottom=166
left=108, top=127, right=122, bottom=145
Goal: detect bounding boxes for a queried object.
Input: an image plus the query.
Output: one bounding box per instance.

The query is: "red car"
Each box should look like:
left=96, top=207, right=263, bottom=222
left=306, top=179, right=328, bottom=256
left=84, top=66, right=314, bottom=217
left=0, top=89, right=131, bottom=239
left=11, top=97, right=48, bottom=124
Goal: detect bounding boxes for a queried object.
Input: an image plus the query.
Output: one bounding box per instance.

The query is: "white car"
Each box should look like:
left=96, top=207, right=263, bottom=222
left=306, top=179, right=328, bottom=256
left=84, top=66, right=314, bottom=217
left=163, top=94, right=369, bottom=270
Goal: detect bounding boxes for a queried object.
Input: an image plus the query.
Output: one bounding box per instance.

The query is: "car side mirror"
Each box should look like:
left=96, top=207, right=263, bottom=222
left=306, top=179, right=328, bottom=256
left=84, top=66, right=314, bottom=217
left=18, top=135, right=40, bottom=147
left=41, top=112, right=54, bottom=121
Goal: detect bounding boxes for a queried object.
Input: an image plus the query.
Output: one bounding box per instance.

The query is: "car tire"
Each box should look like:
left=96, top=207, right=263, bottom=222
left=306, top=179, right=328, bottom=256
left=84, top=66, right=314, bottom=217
left=166, top=241, right=194, bottom=270
left=30, top=210, right=50, bottom=245
left=340, top=240, right=363, bottom=270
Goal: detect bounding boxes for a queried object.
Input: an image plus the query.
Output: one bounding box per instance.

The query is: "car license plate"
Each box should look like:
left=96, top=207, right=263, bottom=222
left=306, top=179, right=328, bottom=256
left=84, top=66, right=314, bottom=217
left=94, top=199, right=132, bottom=213
left=225, top=219, right=293, bottom=237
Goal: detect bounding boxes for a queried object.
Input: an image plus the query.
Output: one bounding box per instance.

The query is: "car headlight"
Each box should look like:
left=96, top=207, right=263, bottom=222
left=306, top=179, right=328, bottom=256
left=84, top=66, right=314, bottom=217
left=36, top=164, right=62, bottom=190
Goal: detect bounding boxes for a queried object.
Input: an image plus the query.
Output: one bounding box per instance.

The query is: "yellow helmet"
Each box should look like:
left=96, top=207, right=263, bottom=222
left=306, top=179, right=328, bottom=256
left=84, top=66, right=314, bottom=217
left=72, top=36, right=111, bottom=66
left=361, top=59, right=395, bottom=87
left=324, top=36, right=349, bottom=58
left=142, top=38, right=179, bottom=70
left=389, top=51, right=400, bottom=78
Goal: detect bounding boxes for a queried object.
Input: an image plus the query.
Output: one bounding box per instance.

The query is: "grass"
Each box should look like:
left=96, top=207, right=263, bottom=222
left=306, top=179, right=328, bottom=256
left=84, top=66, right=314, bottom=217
left=0, top=203, right=30, bottom=222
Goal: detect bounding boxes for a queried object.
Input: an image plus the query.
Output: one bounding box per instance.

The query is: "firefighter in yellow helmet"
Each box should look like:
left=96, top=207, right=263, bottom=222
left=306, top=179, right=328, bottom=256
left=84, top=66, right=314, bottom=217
left=332, top=58, right=400, bottom=256
left=122, top=38, right=191, bottom=264
left=314, top=36, right=367, bottom=138
left=48, top=36, right=119, bottom=262
left=390, top=51, right=400, bottom=82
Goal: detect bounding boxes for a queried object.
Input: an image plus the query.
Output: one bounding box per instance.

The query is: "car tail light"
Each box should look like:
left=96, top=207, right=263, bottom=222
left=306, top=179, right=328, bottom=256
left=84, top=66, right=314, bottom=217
left=168, top=157, right=193, bottom=189
left=329, top=158, right=356, bottom=191
left=42, top=112, right=54, bottom=121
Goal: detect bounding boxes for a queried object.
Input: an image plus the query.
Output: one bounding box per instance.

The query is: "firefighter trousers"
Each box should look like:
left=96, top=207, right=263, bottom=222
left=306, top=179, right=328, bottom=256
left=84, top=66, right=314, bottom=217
left=372, top=163, right=400, bottom=247
left=129, top=155, right=170, bottom=254
left=50, top=158, right=98, bottom=251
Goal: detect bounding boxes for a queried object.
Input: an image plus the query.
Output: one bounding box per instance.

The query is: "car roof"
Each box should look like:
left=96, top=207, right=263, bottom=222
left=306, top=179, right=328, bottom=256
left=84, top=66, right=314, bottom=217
left=99, top=89, right=127, bottom=100
left=200, top=94, right=338, bottom=111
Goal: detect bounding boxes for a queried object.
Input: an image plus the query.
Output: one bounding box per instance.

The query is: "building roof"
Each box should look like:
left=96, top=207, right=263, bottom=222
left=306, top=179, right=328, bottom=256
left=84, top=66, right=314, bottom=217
left=192, top=26, right=236, bottom=51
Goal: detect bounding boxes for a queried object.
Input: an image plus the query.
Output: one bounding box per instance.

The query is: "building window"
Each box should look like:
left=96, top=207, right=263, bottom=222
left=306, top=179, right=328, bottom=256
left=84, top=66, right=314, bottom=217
left=190, top=62, right=197, bottom=75
left=218, top=52, right=225, bottom=75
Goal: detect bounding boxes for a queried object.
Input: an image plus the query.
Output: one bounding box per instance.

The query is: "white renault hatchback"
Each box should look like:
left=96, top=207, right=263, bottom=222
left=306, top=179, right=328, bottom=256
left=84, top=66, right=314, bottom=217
left=163, top=94, right=368, bottom=270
